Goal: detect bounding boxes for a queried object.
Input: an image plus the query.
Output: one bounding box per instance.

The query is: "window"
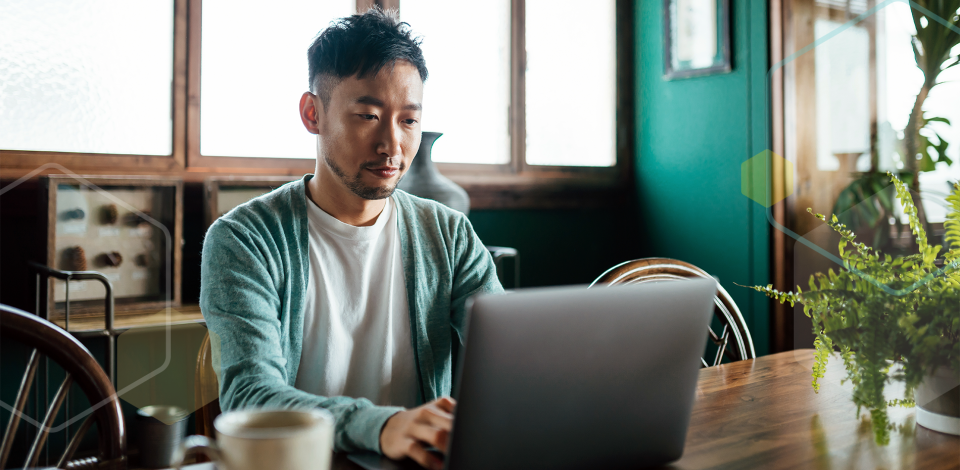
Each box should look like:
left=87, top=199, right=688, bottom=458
left=524, top=1, right=618, bottom=167
left=782, top=0, right=959, bottom=229
left=199, top=0, right=355, bottom=159
left=400, top=0, right=512, bottom=165
left=0, top=0, right=631, bottom=196
left=401, top=0, right=622, bottom=172
left=0, top=0, right=174, bottom=156
left=878, top=2, right=959, bottom=224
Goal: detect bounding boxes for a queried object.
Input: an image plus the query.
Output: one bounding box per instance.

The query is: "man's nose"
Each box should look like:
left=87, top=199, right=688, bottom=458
left=377, top=121, right=403, bottom=159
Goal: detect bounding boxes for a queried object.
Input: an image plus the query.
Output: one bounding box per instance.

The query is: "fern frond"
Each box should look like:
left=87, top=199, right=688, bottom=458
left=840, top=346, right=859, bottom=387
left=812, top=334, right=833, bottom=393
left=736, top=283, right=800, bottom=306
left=887, top=398, right=916, bottom=408
left=944, top=182, right=960, bottom=262
left=870, top=408, right=891, bottom=445
left=889, top=172, right=927, bottom=252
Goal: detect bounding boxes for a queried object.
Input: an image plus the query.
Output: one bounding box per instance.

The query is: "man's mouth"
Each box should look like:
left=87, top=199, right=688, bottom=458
left=364, top=165, right=400, bottom=179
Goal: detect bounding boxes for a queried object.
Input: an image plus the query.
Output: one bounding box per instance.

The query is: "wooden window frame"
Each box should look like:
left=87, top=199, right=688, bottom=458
left=771, top=0, right=882, bottom=351
left=1, top=0, right=634, bottom=208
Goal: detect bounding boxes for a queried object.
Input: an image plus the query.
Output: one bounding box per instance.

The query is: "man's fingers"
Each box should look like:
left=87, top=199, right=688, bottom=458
left=408, top=421, right=450, bottom=454
left=417, top=406, right=453, bottom=431
left=405, top=439, right=444, bottom=470
left=435, top=397, right=456, bottom=413
left=381, top=399, right=458, bottom=467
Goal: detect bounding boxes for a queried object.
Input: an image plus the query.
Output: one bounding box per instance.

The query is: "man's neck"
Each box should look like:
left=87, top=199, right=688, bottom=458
left=306, top=170, right=386, bottom=227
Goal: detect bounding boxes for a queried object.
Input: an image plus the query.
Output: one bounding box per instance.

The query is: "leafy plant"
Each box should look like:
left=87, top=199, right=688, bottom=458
left=902, top=0, right=960, bottom=184
left=915, top=115, right=954, bottom=172
left=748, top=173, right=960, bottom=445
left=832, top=171, right=911, bottom=251
left=833, top=117, right=953, bottom=252
left=834, top=0, right=959, bottom=238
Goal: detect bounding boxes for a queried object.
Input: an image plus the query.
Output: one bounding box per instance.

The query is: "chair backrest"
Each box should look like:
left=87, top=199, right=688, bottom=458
left=590, top=258, right=756, bottom=367
left=0, top=304, right=126, bottom=469
left=194, top=331, right=220, bottom=439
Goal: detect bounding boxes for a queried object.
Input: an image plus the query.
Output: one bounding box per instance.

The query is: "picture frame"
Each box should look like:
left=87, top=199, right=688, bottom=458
left=663, top=0, right=732, bottom=79
left=38, top=175, right=183, bottom=322
left=204, top=176, right=298, bottom=228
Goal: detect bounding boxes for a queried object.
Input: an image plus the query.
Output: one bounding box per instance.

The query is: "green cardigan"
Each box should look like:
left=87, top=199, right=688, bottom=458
left=199, top=175, right=503, bottom=453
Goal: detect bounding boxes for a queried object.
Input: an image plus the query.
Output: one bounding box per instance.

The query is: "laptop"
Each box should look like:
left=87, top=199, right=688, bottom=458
left=350, top=279, right=716, bottom=470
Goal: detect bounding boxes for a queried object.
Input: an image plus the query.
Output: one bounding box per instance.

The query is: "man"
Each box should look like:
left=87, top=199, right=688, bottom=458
left=200, top=9, right=503, bottom=470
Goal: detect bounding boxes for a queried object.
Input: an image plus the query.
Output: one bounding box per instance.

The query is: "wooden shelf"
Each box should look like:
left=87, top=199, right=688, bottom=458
left=53, top=303, right=204, bottom=335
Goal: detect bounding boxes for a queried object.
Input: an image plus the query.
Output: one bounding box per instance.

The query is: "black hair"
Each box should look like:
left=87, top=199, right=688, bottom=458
left=307, top=8, right=428, bottom=107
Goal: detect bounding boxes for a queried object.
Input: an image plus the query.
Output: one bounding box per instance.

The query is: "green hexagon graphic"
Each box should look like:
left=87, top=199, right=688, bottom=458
left=741, top=150, right=794, bottom=208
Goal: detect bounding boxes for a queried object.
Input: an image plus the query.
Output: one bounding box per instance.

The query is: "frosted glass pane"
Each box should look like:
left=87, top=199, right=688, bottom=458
left=401, top=0, right=511, bottom=164
left=201, top=0, right=356, bottom=158
left=0, top=0, right=174, bottom=155
left=525, top=0, right=617, bottom=167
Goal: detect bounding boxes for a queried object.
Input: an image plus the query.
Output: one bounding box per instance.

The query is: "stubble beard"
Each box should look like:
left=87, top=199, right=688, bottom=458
left=324, top=154, right=405, bottom=200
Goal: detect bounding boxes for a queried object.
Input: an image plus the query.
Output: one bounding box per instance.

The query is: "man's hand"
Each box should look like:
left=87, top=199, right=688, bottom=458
left=380, top=397, right=456, bottom=470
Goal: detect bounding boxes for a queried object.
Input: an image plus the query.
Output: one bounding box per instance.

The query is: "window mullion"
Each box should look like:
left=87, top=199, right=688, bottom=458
left=511, top=0, right=526, bottom=174
left=186, top=0, right=202, bottom=167
left=173, top=0, right=188, bottom=168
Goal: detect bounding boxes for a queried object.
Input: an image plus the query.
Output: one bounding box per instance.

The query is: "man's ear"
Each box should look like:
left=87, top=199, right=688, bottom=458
left=299, top=92, right=323, bottom=135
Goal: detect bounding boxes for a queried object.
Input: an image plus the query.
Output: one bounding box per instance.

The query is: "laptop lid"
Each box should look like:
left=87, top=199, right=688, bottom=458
left=445, top=279, right=716, bottom=470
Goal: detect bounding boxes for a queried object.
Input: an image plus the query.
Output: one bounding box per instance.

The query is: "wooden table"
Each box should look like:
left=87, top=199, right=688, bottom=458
left=176, top=350, right=959, bottom=470
left=674, top=349, right=958, bottom=469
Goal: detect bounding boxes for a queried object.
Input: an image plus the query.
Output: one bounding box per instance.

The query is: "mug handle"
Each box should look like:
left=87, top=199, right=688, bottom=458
left=173, top=435, right=223, bottom=469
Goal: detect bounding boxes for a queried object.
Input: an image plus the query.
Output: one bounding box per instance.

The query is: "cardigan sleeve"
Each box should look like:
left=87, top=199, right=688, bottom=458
left=200, top=219, right=402, bottom=453
left=449, top=214, right=505, bottom=340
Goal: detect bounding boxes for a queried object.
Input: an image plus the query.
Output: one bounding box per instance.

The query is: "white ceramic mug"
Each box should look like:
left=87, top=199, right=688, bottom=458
left=174, top=409, right=334, bottom=470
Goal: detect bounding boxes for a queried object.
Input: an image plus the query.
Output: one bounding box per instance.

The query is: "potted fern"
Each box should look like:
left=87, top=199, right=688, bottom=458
left=748, top=173, right=959, bottom=445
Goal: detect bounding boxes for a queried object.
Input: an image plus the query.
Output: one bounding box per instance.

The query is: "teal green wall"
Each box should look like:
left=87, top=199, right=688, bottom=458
left=469, top=207, right=641, bottom=288
left=636, top=0, right=771, bottom=355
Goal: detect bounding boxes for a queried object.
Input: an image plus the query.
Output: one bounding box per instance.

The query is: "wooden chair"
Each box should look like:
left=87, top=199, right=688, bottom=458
left=590, top=258, right=756, bottom=367
left=0, top=304, right=126, bottom=469
left=194, top=331, right=220, bottom=439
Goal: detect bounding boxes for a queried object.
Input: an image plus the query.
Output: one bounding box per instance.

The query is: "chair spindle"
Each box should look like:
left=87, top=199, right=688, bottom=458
left=57, top=415, right=95, bottom=469
left=0, top=349, right=41, bottom=469
left=25, top=374, right=73, bottom=467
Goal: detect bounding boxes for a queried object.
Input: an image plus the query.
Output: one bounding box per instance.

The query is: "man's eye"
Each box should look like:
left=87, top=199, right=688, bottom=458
left=404, top=119, right=418, bottom=125
left=359, top=114, right=377, bottom=120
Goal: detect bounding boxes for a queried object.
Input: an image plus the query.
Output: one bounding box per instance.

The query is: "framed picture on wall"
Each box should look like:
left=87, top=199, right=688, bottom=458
left=38, top=175, right=183, bottom=321
left=663, top=0, right=732, bottom=79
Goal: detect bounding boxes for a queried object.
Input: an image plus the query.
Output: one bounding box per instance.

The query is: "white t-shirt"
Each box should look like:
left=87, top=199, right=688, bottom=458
left=294, top=196, right=419, bottom=408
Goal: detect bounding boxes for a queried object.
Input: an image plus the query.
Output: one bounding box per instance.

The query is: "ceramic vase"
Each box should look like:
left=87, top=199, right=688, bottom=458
left=397, top=132, right=470, bottom=215
left=915, top=366, right=960, bottom=435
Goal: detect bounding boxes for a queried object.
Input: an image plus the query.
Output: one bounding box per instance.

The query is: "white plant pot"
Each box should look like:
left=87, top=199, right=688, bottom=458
left=915, top=366, right=960, bottom=435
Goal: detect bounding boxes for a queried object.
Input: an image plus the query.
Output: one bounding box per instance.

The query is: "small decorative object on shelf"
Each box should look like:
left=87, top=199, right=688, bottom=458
left=101, top=203, right=119, bottom=224
left=64, top=246, right=87, bottom=271
left=60, top=208, right=85, bottom=221
left=100, top=251, right=123, bottom=267
left=38, top=175, right=183, bottom=323
left=745, top=173, right=960, bottom=444
left=397, top=131, right=470, bottom=215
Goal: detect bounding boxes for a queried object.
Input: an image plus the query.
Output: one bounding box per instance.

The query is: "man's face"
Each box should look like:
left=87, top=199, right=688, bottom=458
left=302, top=62, right=423, bottom=200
